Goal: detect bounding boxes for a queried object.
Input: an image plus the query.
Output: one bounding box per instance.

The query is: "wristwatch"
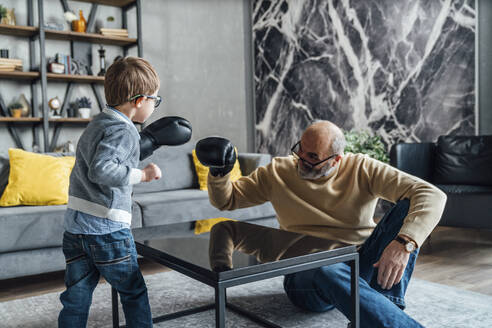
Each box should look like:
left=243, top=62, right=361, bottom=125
left=395, top=236, right=417, bottom=253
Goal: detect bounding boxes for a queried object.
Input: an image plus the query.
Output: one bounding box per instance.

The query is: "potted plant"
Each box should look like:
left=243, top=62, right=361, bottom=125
left=8, top=102, right=23, bottom=118
left=0, top=6, right=7, bottom=21
left=0, top=6, right=16, bottom=25
left=76, top=96, right=92, bottom=118
left=344, top=130, right=391, bottom=217
left=343, top=130, right=389, bottom=163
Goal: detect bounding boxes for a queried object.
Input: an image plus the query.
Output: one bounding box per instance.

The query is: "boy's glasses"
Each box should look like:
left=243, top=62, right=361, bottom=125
left=129, top=94, right=162, bottom=108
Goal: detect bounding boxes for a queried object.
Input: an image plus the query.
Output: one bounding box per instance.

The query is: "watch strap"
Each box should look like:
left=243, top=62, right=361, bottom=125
left=394, top=236, right=408, bottom=246
left=395, top=235, right=417, bottom=252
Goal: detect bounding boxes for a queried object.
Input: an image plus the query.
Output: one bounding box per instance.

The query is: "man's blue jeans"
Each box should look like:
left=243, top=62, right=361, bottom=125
left=58, top=229, right=152, bottom=328
left=283, top=199, right=424, bottom=328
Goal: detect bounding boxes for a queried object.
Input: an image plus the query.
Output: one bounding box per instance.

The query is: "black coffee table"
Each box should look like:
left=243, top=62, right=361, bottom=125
left=111, top=224, right=360, bottom=328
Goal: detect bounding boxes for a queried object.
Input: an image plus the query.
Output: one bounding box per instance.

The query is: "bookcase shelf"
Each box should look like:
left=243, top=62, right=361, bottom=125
left=74, top=0, right=136, bottom=8
left=49, top=118, right=92, bottom=123
left=0, top=117, right=42, bottom=122
left=0, top=24, right=37, bottom=37
left=45, top=29, right=137, bottom=46
left=0, top=71, right=39, bottom=80
left=47, top=73, right=105, bottom=83
left=0, top=71, right=104, bottom=83
left=0, top=24, right=136, bottom=47
left=0, top=0, right=142, bottom=152
left=0, top=117, right=92, bottom=123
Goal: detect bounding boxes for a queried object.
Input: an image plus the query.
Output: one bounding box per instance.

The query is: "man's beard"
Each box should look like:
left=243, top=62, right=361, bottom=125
left=297, top=162, right=335, bottom=180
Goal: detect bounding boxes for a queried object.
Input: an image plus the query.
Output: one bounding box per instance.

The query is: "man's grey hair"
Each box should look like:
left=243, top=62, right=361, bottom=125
left=331, top=132, right=346, bottom=155
left=311, top=119, right=346, bottom=155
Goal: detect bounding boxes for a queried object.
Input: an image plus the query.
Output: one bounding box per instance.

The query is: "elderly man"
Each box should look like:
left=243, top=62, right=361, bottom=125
left=195, top=121, right=447, bottom=328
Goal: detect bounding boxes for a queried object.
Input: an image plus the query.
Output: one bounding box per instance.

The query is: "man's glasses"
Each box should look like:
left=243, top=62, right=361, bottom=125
left=129, top=94, right=162, bottom=108
left=291, top=141, right=338, bottom=169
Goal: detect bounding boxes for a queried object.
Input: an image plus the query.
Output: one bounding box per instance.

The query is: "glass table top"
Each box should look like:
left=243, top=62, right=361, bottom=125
left=136, top=221, right=357, bottom=278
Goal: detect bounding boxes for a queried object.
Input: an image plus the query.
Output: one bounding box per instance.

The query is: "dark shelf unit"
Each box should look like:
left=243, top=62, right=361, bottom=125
left=0, top=0, right=142, bottom=152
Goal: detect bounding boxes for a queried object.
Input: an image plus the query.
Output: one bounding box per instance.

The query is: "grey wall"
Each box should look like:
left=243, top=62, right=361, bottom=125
left=0, top=0, right=251, bottom=154
left=478, top=0, right=492, bottom=135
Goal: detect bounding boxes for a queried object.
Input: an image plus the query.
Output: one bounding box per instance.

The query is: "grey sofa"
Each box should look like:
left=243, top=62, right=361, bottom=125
left=0, top=143, right=276, bottom=280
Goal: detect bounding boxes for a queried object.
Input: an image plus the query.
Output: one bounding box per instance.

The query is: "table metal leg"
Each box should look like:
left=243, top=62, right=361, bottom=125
left=112, top=287, right=119, bottom=328
left=350, top=254, right=360, bottom=328
left=215, top=285, right=226, bottom=328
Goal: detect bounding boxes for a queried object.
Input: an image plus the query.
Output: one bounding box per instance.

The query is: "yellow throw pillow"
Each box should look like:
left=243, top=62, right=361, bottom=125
left=194, top=217, right=236, bottom=235
left=192, top=148, right=242, bottom=191
left=0, top=148, right=75, bottom=206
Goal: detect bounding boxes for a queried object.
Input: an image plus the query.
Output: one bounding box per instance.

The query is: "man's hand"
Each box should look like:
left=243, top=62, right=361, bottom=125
left=141, top=163, right=162, bottom=182
left=373, top=240, right=410, bottom=290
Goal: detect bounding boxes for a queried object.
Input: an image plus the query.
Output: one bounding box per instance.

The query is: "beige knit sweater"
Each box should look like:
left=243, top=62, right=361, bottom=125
left=207, top=153, right=447, bottom=248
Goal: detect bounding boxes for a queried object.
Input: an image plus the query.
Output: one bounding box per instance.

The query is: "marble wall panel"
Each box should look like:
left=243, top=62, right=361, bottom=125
left=253, top=0, right=475, bottom=156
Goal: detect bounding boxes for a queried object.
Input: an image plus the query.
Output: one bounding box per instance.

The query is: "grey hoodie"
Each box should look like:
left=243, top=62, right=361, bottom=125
left=67, top=107, right=142, bottom=225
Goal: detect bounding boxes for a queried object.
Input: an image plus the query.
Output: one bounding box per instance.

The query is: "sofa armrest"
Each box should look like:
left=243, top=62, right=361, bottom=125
left=238, top=153, right=272, bottom=176
left=389, top=143, right=435, bottom=182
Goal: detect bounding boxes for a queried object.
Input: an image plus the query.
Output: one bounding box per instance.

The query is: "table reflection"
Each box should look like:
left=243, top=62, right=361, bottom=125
left=209, top=221, right=346, bottom=272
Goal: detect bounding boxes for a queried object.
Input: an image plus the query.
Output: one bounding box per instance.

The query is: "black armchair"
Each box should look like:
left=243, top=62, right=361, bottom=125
left=390, top=135, right=492, bottom=229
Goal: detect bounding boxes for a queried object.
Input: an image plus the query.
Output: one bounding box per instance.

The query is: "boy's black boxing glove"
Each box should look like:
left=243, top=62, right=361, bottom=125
left=195, top=137, right=236, bottom=177
left=139, top=116, right=192, bottom=160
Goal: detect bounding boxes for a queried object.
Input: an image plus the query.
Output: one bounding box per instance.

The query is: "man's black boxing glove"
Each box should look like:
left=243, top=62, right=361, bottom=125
left=195, top=137, right=236, bottom=177
left=139, top=116, right=192, bottom=160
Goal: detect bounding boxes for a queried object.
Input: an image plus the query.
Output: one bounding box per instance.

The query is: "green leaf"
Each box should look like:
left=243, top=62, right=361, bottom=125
left=343, top=130, right=389, bottom=163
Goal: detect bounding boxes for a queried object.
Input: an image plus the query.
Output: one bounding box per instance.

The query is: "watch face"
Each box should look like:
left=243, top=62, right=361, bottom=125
left=405, top=243, right=415, bottom=252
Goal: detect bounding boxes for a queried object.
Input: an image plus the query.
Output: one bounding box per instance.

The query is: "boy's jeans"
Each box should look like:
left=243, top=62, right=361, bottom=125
left=58, top=229, right=152, bottom=328
left=283, top=199, right=424, bottom=328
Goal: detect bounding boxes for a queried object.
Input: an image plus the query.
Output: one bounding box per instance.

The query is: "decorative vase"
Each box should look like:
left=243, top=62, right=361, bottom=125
left=78, top=107, right=91, bottom=119
left=71, top=10, right=86, bottom=33
left=11, top=108, right=22, bottom=118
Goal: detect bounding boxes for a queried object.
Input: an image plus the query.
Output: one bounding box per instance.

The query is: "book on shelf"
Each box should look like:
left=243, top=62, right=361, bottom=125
left=52, top=53, right=72, bottom=75
left=0, top=58, right=22, bottom=71
left=99, top=28, right=128, bottom=37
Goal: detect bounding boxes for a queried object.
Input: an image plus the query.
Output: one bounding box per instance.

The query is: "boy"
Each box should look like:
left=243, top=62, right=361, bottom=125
left=58, top=57, right=162, bottom=327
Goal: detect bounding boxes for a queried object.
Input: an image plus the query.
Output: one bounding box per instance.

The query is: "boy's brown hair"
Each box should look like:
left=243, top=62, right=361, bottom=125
left=104, top=56, right=160, bottom=107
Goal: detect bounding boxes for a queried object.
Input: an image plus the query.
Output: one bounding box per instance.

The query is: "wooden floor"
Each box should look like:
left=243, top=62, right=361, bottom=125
left=1, top=226, right=491, bottom=303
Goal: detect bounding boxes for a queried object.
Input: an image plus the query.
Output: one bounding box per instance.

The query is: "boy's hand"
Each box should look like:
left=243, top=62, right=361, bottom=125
left=141, top=163, right=162, bottom=182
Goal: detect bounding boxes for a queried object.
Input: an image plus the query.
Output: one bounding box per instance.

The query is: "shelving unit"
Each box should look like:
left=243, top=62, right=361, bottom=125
left=0, top=24, right=37, bottom=36
left=0, top=71, right=39, bottom=80
left=0, top=0, right=142, bottom=152
left=0, top=117, right=42, bottom=122
left=46, top=73, right=105, bottom=83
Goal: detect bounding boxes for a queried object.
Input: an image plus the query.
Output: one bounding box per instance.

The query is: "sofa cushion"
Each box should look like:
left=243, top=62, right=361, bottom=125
left=436, top=184, right=492, bottom=195
left=133, top=143, right=198, bottom=194
left=0, top=151, right=74, bottom=197
left=0, top=246, right=66, bottom=280
left=434, top=135, right=492, bottom=185
left=0, top=149, right=75, bottom=206
left=0, top=201, right=143, bottom=253
left=133, top=189, right=276, bottom=227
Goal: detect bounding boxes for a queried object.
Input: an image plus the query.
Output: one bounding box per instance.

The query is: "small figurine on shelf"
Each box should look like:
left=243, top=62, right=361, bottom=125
left=76, top=97, right=92, bottom=118
left=71, top=10, right=87, bottom=33
left=98, top=45, right=106, bottom=76
left=8, top=102, right=23, bottom=118
left=18, top=94, right=31, bottom=117
left=54, top=140, right=75, bottom=153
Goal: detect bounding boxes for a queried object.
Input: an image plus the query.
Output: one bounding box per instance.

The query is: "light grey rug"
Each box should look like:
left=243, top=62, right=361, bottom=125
left=1, top=270, right=491, bottom=328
